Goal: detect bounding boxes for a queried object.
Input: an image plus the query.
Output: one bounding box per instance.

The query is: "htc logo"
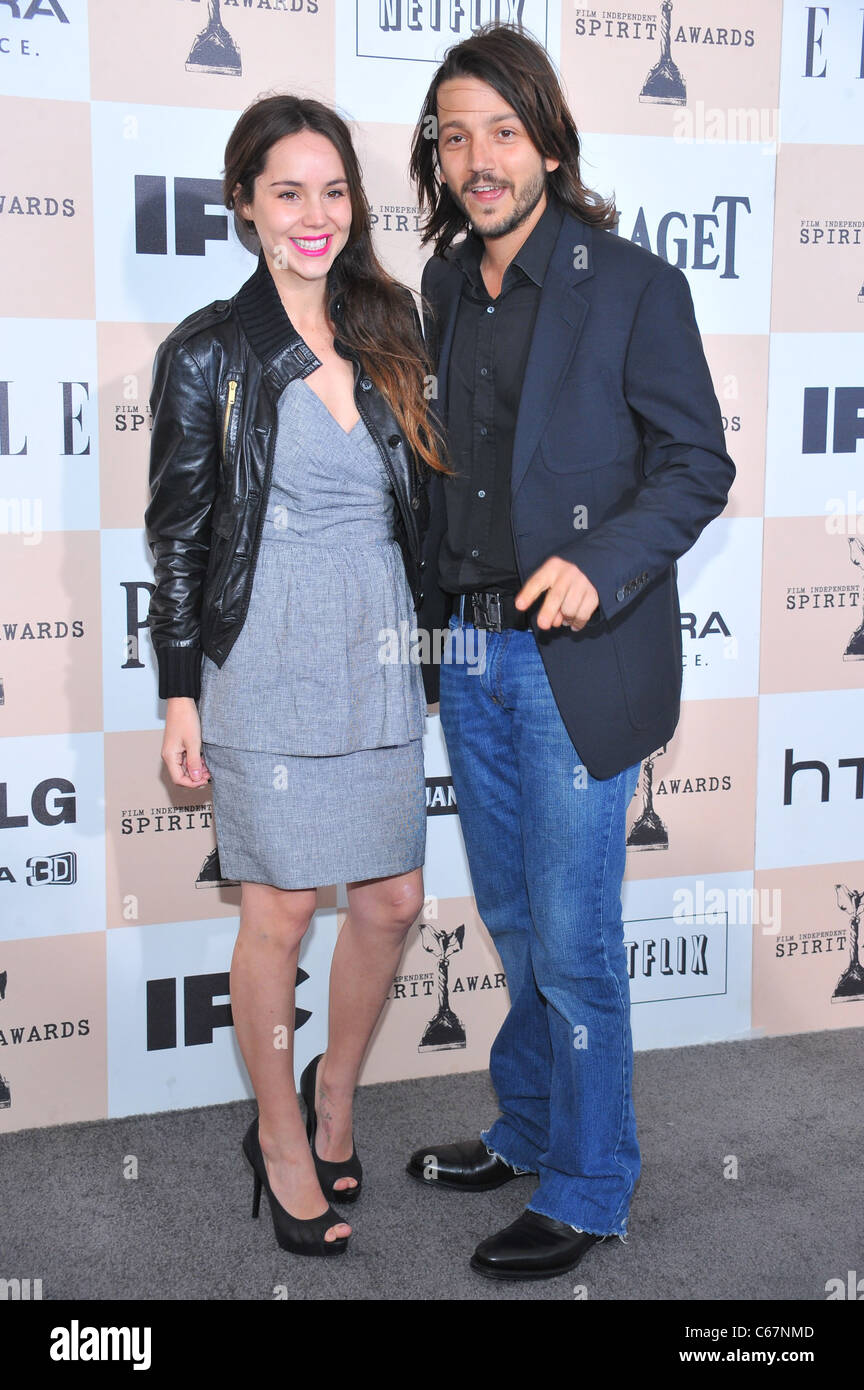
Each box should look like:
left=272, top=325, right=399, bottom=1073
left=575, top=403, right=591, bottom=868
left=783, top=747, right=864, bottom=804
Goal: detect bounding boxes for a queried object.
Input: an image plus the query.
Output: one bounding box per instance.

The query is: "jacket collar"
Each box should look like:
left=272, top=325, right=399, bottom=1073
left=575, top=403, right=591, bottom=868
left=234, top=250, right=367, bottom=394
left=234, top=249, right=325, bottom=395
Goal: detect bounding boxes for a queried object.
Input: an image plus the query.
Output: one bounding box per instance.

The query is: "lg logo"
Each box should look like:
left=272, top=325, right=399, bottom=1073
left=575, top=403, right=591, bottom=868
left=0, top=779, right=76, bottom=829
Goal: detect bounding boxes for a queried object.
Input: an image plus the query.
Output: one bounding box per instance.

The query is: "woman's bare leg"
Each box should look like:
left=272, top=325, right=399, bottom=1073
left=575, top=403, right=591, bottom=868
left=230, top=880, right=351, bottom=1242
left=312, top=867, right=425, bottom=1187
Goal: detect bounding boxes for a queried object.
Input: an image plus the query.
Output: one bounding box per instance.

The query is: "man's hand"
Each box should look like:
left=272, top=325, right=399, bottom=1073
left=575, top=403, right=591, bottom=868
left=514, top=556, right=600, bottom=631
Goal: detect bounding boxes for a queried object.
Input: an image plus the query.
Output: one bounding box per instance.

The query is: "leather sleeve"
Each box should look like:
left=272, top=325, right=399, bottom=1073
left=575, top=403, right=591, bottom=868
left=144, top=337, right=219, bottom=700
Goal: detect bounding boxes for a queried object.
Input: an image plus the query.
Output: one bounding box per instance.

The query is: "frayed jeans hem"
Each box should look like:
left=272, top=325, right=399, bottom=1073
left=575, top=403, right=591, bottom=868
left=526, top=1195, right=629, bottom=1240
left=479, top=1126, right=538, bottom=1177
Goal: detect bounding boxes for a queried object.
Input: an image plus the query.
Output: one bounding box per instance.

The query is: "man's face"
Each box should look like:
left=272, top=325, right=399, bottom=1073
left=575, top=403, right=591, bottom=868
left=435, top=74, right=559, bottom=240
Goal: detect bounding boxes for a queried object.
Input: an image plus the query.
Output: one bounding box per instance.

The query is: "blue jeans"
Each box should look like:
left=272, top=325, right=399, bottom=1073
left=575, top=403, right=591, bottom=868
left=439, top=614, right=642, bottom=1237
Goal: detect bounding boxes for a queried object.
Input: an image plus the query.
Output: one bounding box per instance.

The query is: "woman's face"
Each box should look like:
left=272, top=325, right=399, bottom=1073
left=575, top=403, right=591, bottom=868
left=237, top=129, right=352, bottom=282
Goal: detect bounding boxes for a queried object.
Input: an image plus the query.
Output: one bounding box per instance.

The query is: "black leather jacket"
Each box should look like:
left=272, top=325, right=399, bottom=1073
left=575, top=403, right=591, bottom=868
left=145, top=250, right=430, bottom=701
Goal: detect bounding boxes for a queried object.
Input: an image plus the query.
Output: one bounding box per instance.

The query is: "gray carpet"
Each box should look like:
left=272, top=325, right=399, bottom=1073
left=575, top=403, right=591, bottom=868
left=2, top=1026, right=861, bottom=1301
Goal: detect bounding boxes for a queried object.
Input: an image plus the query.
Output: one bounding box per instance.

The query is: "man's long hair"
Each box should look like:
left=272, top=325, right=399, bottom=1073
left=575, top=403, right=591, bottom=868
left=224, top=93, right=446, bottom=474
left=409, top=23, right=618, bottom=256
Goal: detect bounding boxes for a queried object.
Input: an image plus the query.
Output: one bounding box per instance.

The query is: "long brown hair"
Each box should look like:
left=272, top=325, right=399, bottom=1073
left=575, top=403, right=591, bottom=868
left=409, top=23, right=618, bottom=255
left=223, top=94, right=447, bottom=475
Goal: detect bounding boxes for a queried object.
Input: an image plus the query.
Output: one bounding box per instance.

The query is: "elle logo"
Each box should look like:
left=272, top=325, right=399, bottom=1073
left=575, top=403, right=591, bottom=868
left=804, top=7, right=864, bottom=79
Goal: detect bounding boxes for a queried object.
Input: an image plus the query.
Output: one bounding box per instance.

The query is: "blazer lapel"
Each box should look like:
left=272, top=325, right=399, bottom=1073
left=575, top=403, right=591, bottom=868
left=511, top=213, right=595, bottom=498
left=428, top=267, right=462, bottom=432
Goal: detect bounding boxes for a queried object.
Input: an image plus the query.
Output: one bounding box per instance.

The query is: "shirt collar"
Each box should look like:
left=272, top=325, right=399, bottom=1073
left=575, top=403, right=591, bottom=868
left=455, top=190, right=564, bottom=294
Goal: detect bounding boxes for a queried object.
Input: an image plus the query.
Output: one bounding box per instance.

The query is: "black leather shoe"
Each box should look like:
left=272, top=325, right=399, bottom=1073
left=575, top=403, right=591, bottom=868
left=470, top=1209, right=608, bottom=1280
left=406, top=1139, right=529, bottom=1192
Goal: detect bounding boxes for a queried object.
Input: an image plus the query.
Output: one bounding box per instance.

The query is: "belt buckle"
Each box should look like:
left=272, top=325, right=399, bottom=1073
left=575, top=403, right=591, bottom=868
left=472, top=591, right=502, bottom=632
left=487, top=593, right=502, bottom=632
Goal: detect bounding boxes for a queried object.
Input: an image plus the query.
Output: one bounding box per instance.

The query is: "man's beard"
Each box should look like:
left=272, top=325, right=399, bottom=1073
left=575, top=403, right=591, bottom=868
left=454, top=167, right=547, bottom=240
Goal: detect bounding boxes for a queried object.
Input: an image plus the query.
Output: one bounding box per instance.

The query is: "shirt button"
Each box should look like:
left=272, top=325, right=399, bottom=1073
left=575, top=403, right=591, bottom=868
left=411, top=494, right=420, bottom=509
left=419, top=559, right=426, bottom=570
left=471, top=548, right=479, bottom=557
left=360, top=377, right=372, bottom=390
left=480, top=426, right=488, bottom=436
left=486, top=305, right=495, bottom=314
left=388, top=434, right=401, bottom=447
left=480, top=368, right=488, bottom=376
left=477, top=490, right=486, bottom=498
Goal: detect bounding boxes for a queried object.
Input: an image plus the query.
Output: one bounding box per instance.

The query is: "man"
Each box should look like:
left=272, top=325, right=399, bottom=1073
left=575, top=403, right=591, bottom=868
left=406, top=24, right=736, bottom=1282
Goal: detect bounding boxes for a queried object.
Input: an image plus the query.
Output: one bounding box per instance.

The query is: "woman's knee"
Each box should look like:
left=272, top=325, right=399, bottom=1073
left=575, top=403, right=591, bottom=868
left=237, top=882, right=316, bottom=952
left=351, top=873, right=425, bottom=934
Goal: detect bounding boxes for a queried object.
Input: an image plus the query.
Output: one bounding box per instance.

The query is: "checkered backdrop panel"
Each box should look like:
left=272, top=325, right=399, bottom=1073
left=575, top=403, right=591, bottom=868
left=0, top=0, right=861, bottom=1132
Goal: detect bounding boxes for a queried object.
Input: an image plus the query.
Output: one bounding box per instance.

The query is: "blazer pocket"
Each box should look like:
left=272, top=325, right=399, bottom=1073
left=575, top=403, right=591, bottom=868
left=540, top=371, right=622, bottom=474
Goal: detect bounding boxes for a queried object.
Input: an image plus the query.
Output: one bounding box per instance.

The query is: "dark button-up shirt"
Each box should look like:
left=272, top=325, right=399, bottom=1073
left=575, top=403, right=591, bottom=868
left=437, top=192, right=564, bottom=594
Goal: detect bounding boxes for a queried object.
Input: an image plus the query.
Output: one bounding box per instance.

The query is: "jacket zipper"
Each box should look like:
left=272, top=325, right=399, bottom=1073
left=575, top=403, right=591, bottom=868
left=232, top=410, right=278, bottom=634
left=222, top=378, right=238, bottom=459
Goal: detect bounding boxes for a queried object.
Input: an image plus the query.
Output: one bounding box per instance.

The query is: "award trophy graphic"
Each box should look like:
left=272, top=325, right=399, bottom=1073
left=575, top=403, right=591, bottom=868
left=640, top=1, right=687, bottom=106
left=195, top=846, right=239, bottom=888
left=832, top=884, right=864, bottom=1003
left=418, top=922, right=466, bottom=1052
left=842, top=537, right=864, bottom=660
left=627, top=745, right=669, bottom=850
left=186, top=0, right=242, bottom=77
left=0, top=970, right=8, bottom=1108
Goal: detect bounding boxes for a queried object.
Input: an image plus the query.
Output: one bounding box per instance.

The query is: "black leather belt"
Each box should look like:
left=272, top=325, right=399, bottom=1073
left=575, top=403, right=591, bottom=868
left=448, top=590, right=533, bottom=632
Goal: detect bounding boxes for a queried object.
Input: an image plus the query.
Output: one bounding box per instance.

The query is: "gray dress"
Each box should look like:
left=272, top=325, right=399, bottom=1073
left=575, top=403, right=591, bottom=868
left=198, top=376, right=427, bottom=889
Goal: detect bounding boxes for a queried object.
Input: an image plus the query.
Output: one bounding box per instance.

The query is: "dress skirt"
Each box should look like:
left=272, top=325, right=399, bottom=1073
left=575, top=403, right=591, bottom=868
left=201, top=737, right=426, bottom=890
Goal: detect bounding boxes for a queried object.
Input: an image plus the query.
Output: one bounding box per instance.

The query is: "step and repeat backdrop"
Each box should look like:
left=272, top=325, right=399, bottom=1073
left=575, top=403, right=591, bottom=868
left=0, top=0, right=862, bottom=1132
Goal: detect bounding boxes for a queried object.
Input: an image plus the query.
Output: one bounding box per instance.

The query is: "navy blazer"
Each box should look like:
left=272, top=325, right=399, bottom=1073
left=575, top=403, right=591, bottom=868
left=418, top=205, right=736, bottom=780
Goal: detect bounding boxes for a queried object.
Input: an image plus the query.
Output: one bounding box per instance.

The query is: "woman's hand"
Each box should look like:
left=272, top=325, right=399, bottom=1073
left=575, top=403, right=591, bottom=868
left=162, top=697, right=212, bottom=788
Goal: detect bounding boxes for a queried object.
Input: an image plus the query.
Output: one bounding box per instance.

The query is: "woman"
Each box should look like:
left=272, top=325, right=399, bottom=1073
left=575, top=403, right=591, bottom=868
left=145, top=94, right=447, bottom=1257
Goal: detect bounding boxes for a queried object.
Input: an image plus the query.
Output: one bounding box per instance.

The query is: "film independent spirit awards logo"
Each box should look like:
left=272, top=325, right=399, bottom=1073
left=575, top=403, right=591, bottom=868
left=0, top=967, right=91, bottom=1112
left=572, top=0, right=758, bottom=105
left=179, top=0, right=320, bottom=78
left=773, top=884, right=864, bottom=1009
left=0, top=970, right=9, bottom=1110
left=627, top=737, right=733, bottom=853
left=784, top=534, right=864, bottom=663
left=394, top=917, right=511, bottom=1053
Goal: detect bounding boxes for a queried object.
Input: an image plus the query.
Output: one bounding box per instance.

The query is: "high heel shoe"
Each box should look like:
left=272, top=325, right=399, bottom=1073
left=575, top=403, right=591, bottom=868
left=241, top=1117, right=349, bottom=1257
left=299, top=1053, right=363, bottom=1205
